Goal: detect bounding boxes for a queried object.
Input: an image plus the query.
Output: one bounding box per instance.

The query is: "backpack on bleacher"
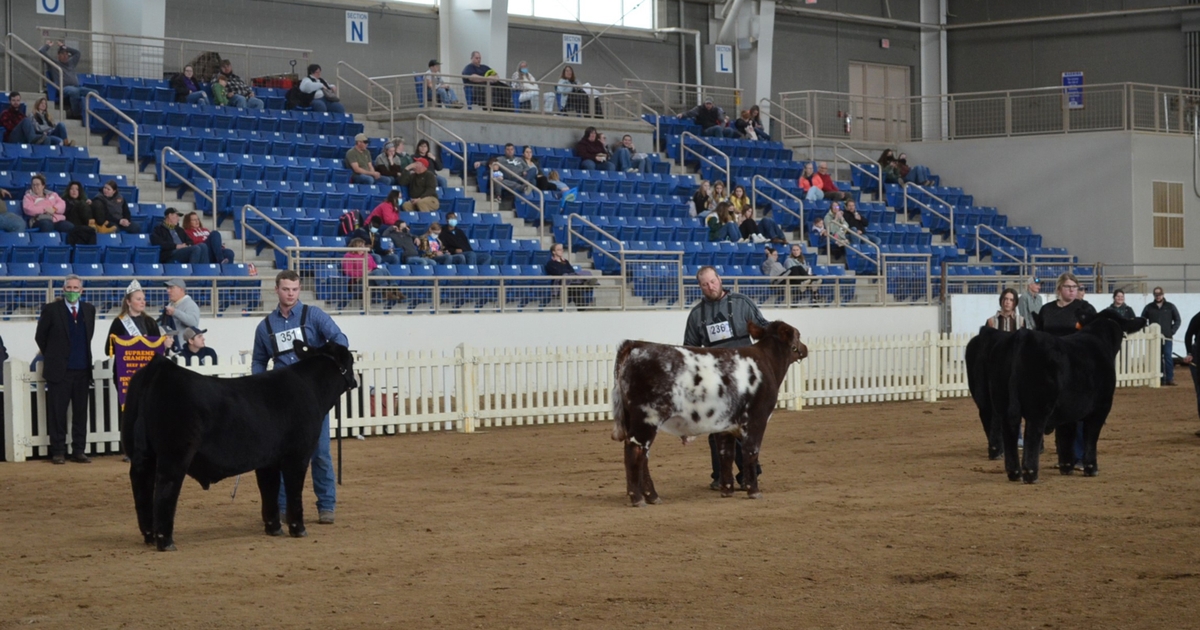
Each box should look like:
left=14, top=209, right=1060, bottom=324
left=339, top=210, right=363, bottom=236
left=286, top=85, right=314, bottom=110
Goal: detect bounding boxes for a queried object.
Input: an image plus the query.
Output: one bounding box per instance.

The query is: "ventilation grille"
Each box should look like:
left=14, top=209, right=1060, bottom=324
left=1152, top=181, right=1184, bottom=249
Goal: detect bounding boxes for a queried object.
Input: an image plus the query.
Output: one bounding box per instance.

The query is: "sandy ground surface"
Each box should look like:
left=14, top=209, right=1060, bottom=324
left=2, top=385, right=1199, bottom=629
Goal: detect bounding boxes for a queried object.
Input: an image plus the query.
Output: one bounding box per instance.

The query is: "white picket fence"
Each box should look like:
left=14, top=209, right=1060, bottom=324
left=1, top=327, right=1162, bottom=462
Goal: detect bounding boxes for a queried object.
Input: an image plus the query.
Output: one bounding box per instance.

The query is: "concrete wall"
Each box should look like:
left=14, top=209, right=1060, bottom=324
left=1131, top=133, right=1200, bottom=266
left=946, top=0, right=1187, bottom=92
left=898, top=131, right=1141, bottom=265
left=1, top=0, right=95, bottom=92
left=0, top=304, right=939, bottom=366
left=508, top=24, right=682, bottom=89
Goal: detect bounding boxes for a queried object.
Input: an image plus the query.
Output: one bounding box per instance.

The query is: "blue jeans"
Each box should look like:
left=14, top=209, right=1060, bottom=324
left=279, top=414, right=336, bottom=514
left=33, top=218, right=74, bottom=233
left=9, top=118, right=63, bottom=145
left=311, top=98, right=345, bottom=114
left=805, top=186, right=824, bottom=202
left=0, top=212, right=25, bottom=232
left=713, top=222, right=741, bottom=242
left=229, top=94, right=266, bottom=111
left=405, top=256, right=435, bottom=265
left=202, top=229, right=233, bottom=263
left=755, top=129, right=772, bottom=141
left=704, top=125, right=739, bottom=138
left=433, top=253, right=466, bottom=265
left=352, top=173, right=394, bottom=186
left=581, top=159, right=615, bottom=171
left=904, top=165, right=932, bottom=184
left=63, top=86, right=99, bottom=117
left=612, top=147, right=649, bottom=173
left=758, top=216, right=786, bottom=241
left=1163, top=340, right=1175, bottom=385
left=119, top=221, right=142, bottom=234
left=186, top=91, right=209, bottom=105
left=376, top=252, right=400, bottom=266
left=436, top=86, right=458, bottom=104
left=167, top=244, right=210, bottom=264
left=462, top=251, right=491, bottom=266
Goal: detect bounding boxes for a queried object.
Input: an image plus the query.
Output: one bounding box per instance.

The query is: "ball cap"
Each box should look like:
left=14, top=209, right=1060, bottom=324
left=428, top=59, right=440, bottom=67
left=163, top=278, right=187, bottom=289
left=704, top=96, right=714, bottom=104
left=414, top=157, right=430, bottom=168
left=354, top=133, right=369, bottom=143
left=182, top=326, right=206, bottom=342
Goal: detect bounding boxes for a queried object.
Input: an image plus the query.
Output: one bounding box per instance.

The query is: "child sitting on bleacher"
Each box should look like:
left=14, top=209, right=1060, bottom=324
left=211, top=74, right=229, bottom=107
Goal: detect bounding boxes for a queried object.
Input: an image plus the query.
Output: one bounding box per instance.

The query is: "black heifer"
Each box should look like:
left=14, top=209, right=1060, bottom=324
left=965, top=326, right=1009, bottom=460
left=122, top=342, right=357, bottom=550
left=985, top=310, right=1146, bottom=484
left=611, top=320, right=807, bottom=506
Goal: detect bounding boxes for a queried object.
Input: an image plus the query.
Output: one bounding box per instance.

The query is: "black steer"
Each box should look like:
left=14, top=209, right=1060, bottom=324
left=984, top=310, right=1146, bottom=484
left=122, top=341, right=356, bottom=550
left=965, top=326, right=1010, bottom=460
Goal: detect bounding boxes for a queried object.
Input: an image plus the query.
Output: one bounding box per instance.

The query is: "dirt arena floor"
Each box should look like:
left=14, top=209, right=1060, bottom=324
left=2, top=386, right=1199, bottom=629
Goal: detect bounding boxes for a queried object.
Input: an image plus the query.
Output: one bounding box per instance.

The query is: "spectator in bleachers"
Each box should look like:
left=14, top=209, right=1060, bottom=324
left=738, top=206, right=768, bottom=244
left=510, top=60, right=542, bottom=112
left=90, top=180, right=138, bottom=234
left=798, top=162, right=822, bottom=202
left=300, top=63, right=344, bottom=113
left=575, top=127, right=614, bottom=171
left=520, top=145, right=549, bottom=192
left=707, top=203, right=741, bottom=243
left=500, top=143, right=537, bottom=184
left=822, top=203, right=850, bottom=260
left=691, top=180, right=715, bottom=217
left=729, top=185, right=751, bottom=215
left=105, top=280, right=162, bottom=356
left=897, top=153, right=934, bottom=186
left=843, top=200, right=880, bottom=246
left=462, top=51, right=502, bottom=109
left=211, top=74, right=229, bottom=107
left=755, top=207, right=789, bottom=244
left=398, top=158, right=440, bottom=212
left=424, top=60, right=462, bottom=108
left=171, top=65, right=210, bottom=105
left=678, top=97, right=739, bottom=138
left=374, top=139, right=413, bottom=180
left=151, top=207, right=209, bottom=264
left=761, top=246, right=786, bottom=277
left=423, top=222, right=465, bottom=264
left=179, top=327, right=218, bottom=366
left=343, top=237, right=389, bottom=280
left=748, top=105, right=771, bottom=141
left=734, top=110, right=759, bottom=140
left=22, top=174, right=71, bottom=233
left=367, top=190, right=403, bottom=227
left=218, top=60, right=265, bottom=111
left=39, top=40, right=96, bottom=120
left=612, top=134, right=650, bottom=174
left=986, top=288, right=1024, bottom=332
left=711, top=180, right=730, bottom=207
left=813, top=162, right=850, bottom=202
left=391, top=220, right=434, bottom=266
left=544, top=243, right=594, bottom=306
left=539, top=169, right=571, bottom=194
left=159, top=278, right=201, bottom=352
left=2, top=92, right=63, bottom=145
left=346, top=133, right=394, bottom=186
left=440, top=211, right=490, bottom=266
left=32, top=98, right=71, bottom=146
left=62, top=181, right=94, bottom=243
left=810, top=217, right=827, bottom=246
left=183, top=212, right=234, bottom=264
left=479, top=157, right=510, bottom=206
left=356, top=215, right=401, bottom=266
left=413, top=139, right=449, bottom=189
left=557, top=66, right=601, bottom=116
left=0, top=194, right=22, bottom=232
left=878, top=149, right=901, bottom=185
left=784, top=243, right=811, bottom=274
left=1105, top=289, right=1136, bottom=320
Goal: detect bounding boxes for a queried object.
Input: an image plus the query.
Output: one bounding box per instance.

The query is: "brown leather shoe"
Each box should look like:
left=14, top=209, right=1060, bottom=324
left=51, top=455, right=66, bottom=465
left=68, top=453, right=92, bottom=464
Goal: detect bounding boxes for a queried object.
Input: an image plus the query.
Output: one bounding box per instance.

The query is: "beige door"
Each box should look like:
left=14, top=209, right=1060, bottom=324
left=849, top=62, right=910, bottom=143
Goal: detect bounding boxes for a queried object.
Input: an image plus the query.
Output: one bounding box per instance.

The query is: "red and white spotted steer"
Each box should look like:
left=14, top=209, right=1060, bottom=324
left=611, top=320, right=808, bottom=507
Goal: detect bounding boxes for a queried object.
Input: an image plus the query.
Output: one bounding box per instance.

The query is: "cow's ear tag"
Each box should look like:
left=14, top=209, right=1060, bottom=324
left=1075, top=322, right=1082, bottom=330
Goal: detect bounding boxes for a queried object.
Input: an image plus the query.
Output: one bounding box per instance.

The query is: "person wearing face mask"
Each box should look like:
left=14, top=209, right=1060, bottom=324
left=510, top=60, right=544, bottom=112
left=352, top=215, right=401, bottom=266
left=439, top=211, right=490, bottom=266
left=35, top=274, right=97, bottom=464
left=390, top=220, right=434, bottom=265
left=423, top=222, right=466, bottom=264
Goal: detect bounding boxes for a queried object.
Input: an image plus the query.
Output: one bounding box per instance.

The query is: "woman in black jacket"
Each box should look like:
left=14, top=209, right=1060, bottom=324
left=171, top=65, right=210, bottom=105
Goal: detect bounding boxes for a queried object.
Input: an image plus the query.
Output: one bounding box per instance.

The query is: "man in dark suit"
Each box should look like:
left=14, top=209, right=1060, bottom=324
left=35, top=274, right=96, bottom=464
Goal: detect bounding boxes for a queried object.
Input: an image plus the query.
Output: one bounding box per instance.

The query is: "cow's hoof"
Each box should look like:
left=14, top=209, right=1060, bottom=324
left=1059, top=464, right=1074, bottom=475
left=1083, top=466, right=1099, bottom=477
left=142, top=532, right=154, bottom=545
left=629, top=499, right=647, bottom=508
left=747, top=491, right=763, bottom=500
left=720, top=490, right=735, bottom=498
left=988, top=446, right=1004, bottom=460
left=156, top=542, right=177, bottom=552
left=1006, top=470, right=1022, bottom=482
left=1022, top=470, right=1039, bottom=484
left=288, top=526, right=307, bottom=538
left=646, top=496, right=662, bottom=505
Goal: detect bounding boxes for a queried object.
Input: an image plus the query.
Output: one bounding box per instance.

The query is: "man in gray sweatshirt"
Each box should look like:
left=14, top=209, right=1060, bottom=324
left=39, top=40, right=97, bottom=119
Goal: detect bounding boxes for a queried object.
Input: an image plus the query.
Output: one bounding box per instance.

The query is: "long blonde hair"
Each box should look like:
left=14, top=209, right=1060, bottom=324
left=34, top=98, right=53, bottom=124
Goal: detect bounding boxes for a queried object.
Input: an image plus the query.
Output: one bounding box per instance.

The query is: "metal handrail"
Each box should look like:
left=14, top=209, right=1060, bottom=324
left=161, top=146, right=216, bottom=219
left=833, top=141, right=883, bottom=201
left=415, top=114, right=466, bottom=187
left=845, top=229, right=882, bottom=270
left=239, top=204, right=298, bottom=262
left=679, top=131, right=731, bottom=192
left=84, top=92, right=138, bottom=189
left=565, top=213, right=626, bottom=309
left=337, top=60, right=394, bottom=138
left=901, top=186, right=956, bottom=247
left=749, top=175, right=805, bottom=230
left=758, top=97, right=814, bottom=159
left=623, top=78, right=741, bottom=116
left=489, top=162, right=545, bottom=239
left=4, top=33, right=64, bottom=119
left=974, top=224, right=1027, bottom=264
